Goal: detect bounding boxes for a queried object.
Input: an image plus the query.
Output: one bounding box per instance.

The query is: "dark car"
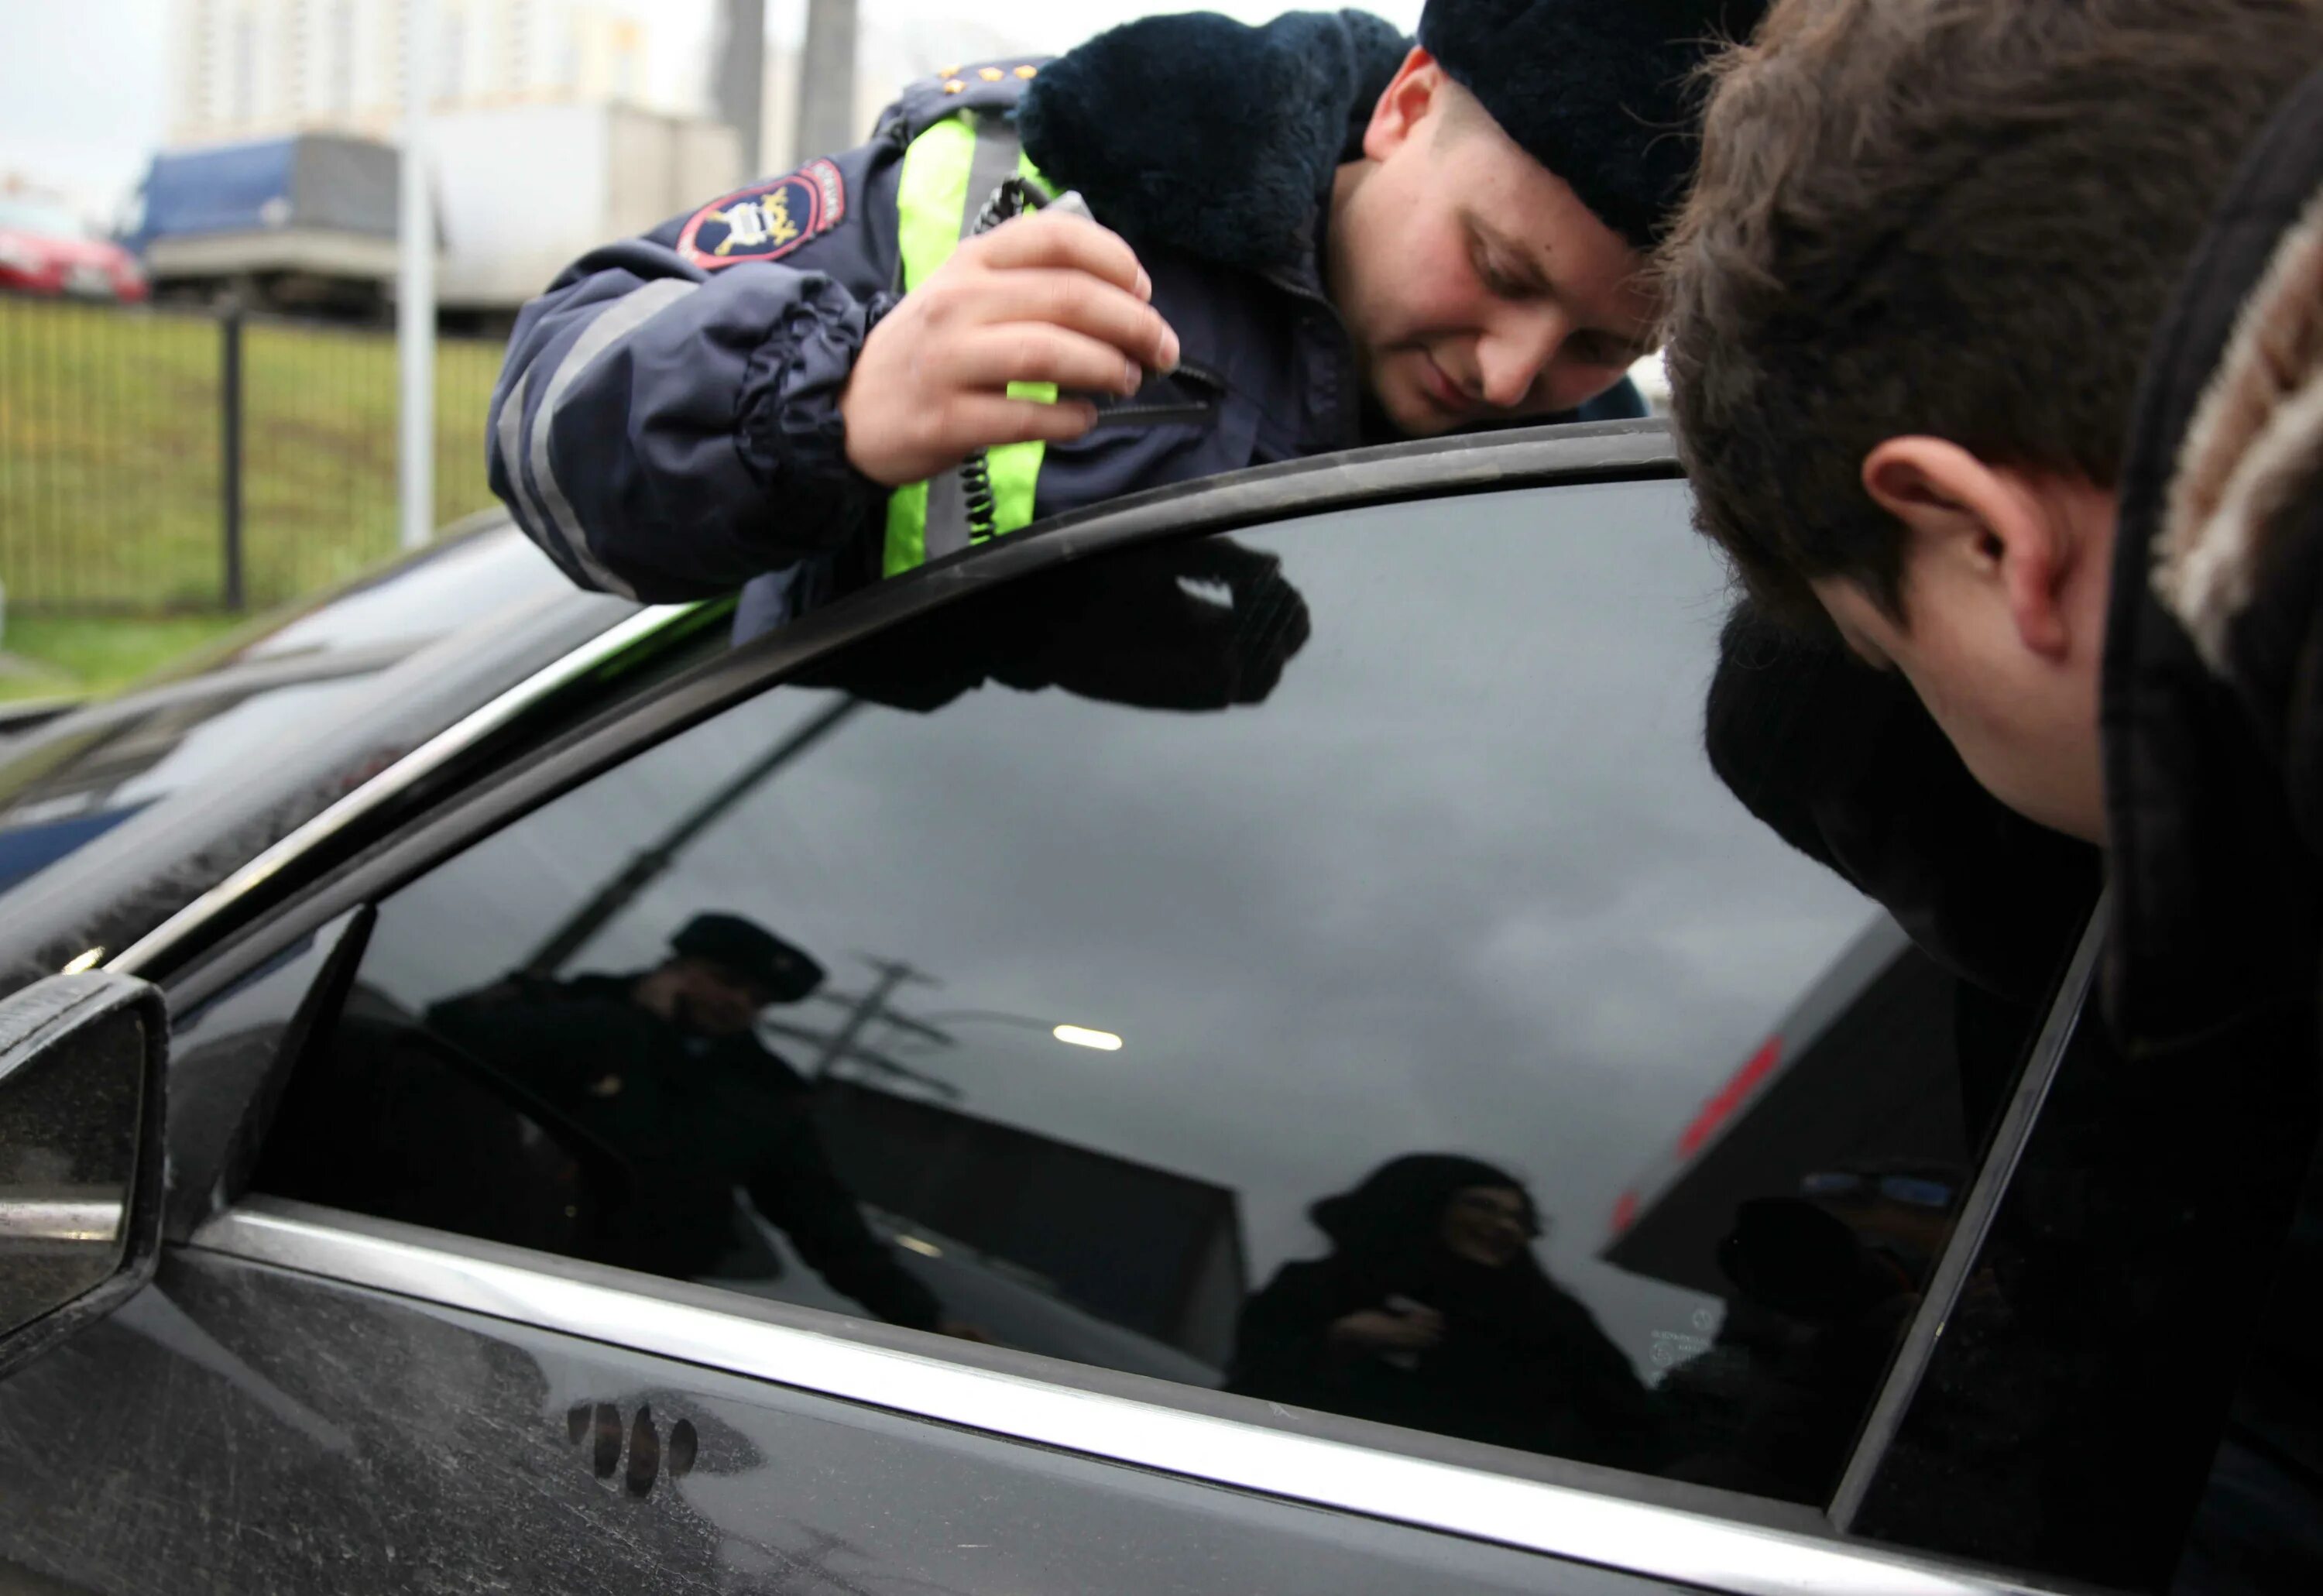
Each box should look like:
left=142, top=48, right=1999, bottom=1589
left=0, top=424, right=2264, bottom=1595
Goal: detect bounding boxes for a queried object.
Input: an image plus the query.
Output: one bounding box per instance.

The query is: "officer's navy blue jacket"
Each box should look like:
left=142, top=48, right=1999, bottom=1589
left=486, top=10, right=1643, bottom=633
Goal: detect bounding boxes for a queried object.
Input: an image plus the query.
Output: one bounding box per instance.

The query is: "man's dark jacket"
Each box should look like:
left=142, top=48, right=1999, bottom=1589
left=429, top=972, right=942, bottom=1330
left=1704, top=65, right=2323, bottom=1591
left=485, top=10, right=1641, bottom=633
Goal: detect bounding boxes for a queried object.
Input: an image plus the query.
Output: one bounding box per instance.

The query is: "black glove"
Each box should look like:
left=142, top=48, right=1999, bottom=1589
left=996, top=537, right=1312, bottom=711
left=798, top=536, right=1313, bottom=715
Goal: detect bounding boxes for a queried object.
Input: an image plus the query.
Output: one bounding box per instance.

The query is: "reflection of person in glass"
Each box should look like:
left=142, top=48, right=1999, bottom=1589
left=1660, top=1162, right=1963, bottom=1498
left=426, top=913, right=948, bottom=1333
left=1228, top=1154, right=1658, bottom=1468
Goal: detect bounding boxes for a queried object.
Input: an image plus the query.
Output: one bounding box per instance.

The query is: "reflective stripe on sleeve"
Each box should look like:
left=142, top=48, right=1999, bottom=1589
left=492, top=370, right=554, bottom=552
left=523, top=277, right=705, bottom=600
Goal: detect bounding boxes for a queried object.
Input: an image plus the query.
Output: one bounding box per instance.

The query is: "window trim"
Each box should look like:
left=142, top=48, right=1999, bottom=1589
left=192, top=1196, right=2078, bottom=1596
left=1827, top=899, right=2109, bottom=1530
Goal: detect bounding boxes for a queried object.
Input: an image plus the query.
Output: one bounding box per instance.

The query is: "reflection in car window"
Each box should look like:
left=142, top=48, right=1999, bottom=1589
left=1857, top=979, right=2321, bottom=1588
left=273, top=480, right=2030, bottom=1499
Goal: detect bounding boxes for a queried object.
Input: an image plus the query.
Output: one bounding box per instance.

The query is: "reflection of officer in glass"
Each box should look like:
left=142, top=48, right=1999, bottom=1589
left=1228, top=1154, right=1658, bottom=1469
left=427, top=913, right=945, bottom=1332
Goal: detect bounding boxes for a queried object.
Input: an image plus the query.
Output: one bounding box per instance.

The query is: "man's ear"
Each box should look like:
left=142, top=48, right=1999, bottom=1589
left=1361, top=47, right=1443, bottom=162
left=1861, top=436, right=2072, bottom=660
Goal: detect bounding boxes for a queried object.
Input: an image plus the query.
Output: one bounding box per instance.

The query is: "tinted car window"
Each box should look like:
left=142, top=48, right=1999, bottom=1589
left=1858, top=978, right=2322, bottom=1588
left=273, top=480, right=2031, bottom=1499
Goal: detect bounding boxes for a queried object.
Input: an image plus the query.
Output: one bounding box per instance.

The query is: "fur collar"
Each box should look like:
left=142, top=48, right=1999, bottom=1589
left=2154, top=183, right=2323, bottom=670
left=1017, top=9, right=1409, bottom=273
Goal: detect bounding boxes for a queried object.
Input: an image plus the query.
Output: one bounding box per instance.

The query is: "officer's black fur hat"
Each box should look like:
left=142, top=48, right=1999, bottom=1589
left=1021, top=9, right=1409, bottom=272
left=670, top=913, right=825, bottom=1004
left=1419, top=0, right=1769, bottom=249
left=1020, top=6, right=1763, bottom=273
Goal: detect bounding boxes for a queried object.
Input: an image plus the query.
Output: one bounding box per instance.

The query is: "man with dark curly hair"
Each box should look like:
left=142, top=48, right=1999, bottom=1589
left=1659, top=3, right=2323, bottom=1588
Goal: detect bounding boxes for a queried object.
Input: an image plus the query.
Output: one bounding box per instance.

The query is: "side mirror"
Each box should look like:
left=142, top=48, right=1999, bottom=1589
left=0, top=971, right=166, bottom=1379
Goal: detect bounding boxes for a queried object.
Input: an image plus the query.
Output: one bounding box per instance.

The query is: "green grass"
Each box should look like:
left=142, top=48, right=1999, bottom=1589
left=0, top=294, right=502, bottom=613
left=0, top=613, right=250, bottom=702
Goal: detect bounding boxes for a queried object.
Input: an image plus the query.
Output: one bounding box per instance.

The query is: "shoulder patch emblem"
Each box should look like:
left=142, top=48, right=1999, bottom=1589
left=677, top=160, right=846, bottom=269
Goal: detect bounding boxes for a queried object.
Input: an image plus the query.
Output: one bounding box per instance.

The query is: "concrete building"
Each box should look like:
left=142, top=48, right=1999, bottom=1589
left=145, top=2, right=1044, bottom=314
left=754, top=15, right=1035, bottom=177
left=153, top=0, right=743, bottom=316
left=165, top=0, right=657, bottom=144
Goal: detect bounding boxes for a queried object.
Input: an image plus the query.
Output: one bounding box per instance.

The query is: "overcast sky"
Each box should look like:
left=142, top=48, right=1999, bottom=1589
left=0, top=1, right=1425, bottom=214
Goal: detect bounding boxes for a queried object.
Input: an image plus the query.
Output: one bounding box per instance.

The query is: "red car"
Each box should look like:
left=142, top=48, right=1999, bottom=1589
left=0, top=196, right=148, bottom=302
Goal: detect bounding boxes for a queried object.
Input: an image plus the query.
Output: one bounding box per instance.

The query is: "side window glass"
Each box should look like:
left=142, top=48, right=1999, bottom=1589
left=265, top=480, right=2045, bottom=1502
left=1859, top=982, right=2323, bottom=1588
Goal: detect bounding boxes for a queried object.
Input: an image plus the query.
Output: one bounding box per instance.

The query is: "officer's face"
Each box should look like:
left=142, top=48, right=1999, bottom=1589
left=1329, top=56, right=1660, bottom=437
left=664, top=957, right=773, bottom=1038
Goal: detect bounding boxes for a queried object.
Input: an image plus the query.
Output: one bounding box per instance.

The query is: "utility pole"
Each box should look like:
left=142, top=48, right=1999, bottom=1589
left=397, top=0, right=437, bottom=552
left=521, top=697, right=865, bottom=977
left=794, top=0, right=860, bottom=165
left=806, top=955, right=938, bottom=1082
left=712, top=0, right=767, bottom=174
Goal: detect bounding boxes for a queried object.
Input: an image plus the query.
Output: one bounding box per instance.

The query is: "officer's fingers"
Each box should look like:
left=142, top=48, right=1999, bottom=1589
left=937, top=393, right=1100, bottom=454
left=970, top=211, right=1151, bottom=299
left=942, top=323, right=1150, bottom=397
left=956, top=270, right=1179, bottom=374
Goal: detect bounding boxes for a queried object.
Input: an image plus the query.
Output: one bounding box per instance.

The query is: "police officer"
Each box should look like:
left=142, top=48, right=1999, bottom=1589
left=489, top=2, right=1764, bottom=633
left=427, top=913, right=950, bottom=1333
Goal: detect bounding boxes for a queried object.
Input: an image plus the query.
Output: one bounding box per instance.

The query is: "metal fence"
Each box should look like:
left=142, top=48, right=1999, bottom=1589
left=0, top=293, right=503, bottom=615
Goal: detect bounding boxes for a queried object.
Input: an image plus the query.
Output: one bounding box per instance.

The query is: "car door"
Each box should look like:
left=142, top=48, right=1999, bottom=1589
left=2, top=426, right=2091, bottom=1594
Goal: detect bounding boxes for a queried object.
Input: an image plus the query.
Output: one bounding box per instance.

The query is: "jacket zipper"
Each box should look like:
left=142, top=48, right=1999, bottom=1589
left=1261, top=265, right=1361, bottom=450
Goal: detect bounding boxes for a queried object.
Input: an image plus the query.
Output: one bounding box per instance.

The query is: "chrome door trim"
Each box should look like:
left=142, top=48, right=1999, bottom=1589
left=107, top=602, right=695, bottom=980
left=1827, top=898, right=2109, bottom=1528
left=194, top=1199, right=2076, bottom=1596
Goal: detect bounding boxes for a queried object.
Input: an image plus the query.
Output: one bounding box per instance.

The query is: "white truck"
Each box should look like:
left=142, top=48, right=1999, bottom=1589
left=128, top=108, right=743, bottom=324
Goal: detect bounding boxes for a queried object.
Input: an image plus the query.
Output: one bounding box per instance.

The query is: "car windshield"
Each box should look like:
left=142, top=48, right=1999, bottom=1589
left=0, top=523, right=568, bottom=898
left=0, top=198, right=85, bottom=236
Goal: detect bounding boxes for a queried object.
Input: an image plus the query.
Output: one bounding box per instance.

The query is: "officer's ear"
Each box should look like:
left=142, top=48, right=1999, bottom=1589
left=1361, top=46, right=1448, bottom=163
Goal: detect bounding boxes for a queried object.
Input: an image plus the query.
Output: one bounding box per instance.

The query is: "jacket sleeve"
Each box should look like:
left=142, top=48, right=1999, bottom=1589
left=745, top=1117, right=943, bottom=1331
left=1223, top=1261, right=1349, bottom=1402
left=427, top=979, right=624, bottom=1085
left=486, top=146, right=901, bottom=602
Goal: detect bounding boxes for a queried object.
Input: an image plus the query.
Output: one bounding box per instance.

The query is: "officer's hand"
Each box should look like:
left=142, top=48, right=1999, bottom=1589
left=841, top=212, right=1182, bottom=488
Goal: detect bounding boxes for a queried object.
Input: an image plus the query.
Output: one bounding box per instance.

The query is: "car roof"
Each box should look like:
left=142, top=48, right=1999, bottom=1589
left=0, top=517, right=633, bottom=987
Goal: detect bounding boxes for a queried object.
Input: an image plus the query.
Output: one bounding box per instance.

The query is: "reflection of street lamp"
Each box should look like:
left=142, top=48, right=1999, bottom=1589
left=772, top=958, right=1124, bottom=1103
left=911, top=1010, right=1125, bottom=1052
